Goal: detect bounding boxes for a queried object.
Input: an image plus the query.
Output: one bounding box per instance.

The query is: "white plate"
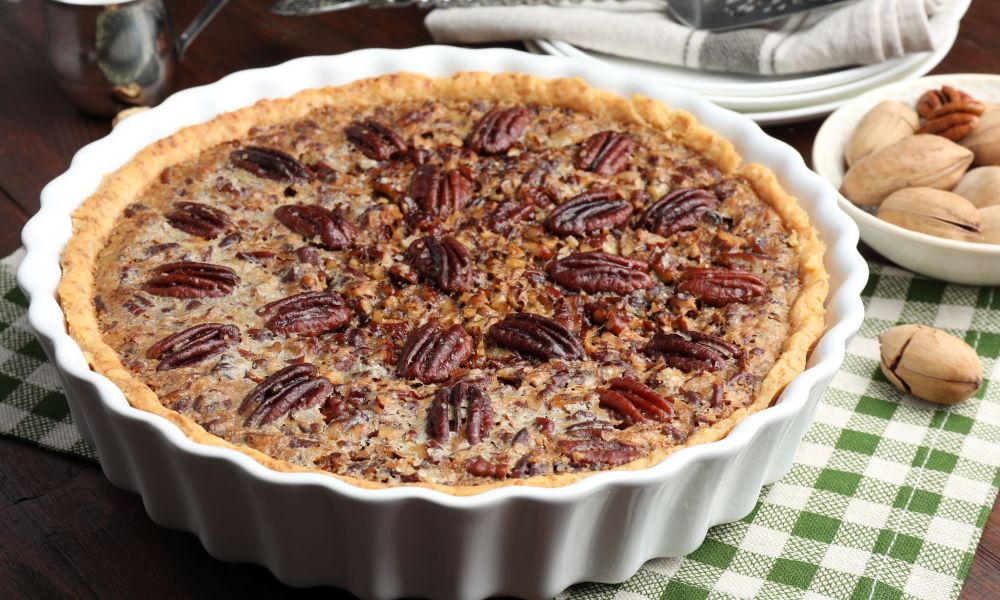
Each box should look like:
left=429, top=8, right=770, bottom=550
left=813, top=73, right=1000, bottom=285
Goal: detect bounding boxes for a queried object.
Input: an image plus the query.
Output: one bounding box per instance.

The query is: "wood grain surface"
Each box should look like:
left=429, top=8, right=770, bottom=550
left=0, top=0, right=997, bottom=597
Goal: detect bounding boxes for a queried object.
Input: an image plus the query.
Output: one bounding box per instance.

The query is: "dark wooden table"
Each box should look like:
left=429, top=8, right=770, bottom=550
left=1, top=0, right=998, bottom=597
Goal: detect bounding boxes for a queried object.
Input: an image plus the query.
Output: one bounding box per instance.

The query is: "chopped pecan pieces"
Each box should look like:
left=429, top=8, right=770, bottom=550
left=645, top=331, right=741, bottom=372
left=597, top=377, right=673, bottom=427
left=487, top=313, right=584, bottom=361
left=143, top=261, right=240, bottom=298
left=544, top=190, right=633, bottom=236
left=230, top=146, right=310, bottom=182
left=346, top=118, right=407, bottom=160
left=407, top=165, right=472, bottom=222
left=239, top=363, right=335, bottom=427
left=404, top=235, right=473, bottom=293
left=427, top=381, right=494, bottom=444
left=257, top=291, right=352, bottom=335
left=165, top=202, right=232, bottom=239
left=275, top=203, right=357, bottom=250
left=639, top=188, right=719, bottom=237
left=465, top=106, right=531, bottom=154
left=547, top=251, right=653, bottom=294
left=397, top=321, right=474, bottom=383
left=146, top=323, right=239, bottom=371
left=678, top=268, right=767, bottom=306
left=574, top=131, right=634, bottom=175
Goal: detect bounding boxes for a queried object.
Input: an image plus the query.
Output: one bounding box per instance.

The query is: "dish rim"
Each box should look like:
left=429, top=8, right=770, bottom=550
left=18, top=45, right=868, bottom=506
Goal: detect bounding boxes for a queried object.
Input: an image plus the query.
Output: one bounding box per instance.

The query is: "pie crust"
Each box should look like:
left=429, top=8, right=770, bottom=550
left=59, top=72, right=828, bottom=495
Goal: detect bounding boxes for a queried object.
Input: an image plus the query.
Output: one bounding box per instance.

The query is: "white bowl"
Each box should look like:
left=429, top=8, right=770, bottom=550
left=813, top=73, right=1000, bottom=285
left=18, top=47, right=867, bottom=599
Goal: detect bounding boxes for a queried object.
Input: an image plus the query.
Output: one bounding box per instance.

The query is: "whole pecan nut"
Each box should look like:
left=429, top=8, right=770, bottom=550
left=639, top=188, right=719, bottom=237
left=547, top=251, right=653, bottom=294
left=275, top=203, right=357, bottom=250
left=230, top=146, right=310, bottom=182
left=427, top=381, right=494, bottom=444
left=644, top=330, right=741, bottom=372
left=465, top=106, right=531, bottom=155
left=257, top=291, right=353, bottom=335
left=574, top=131, right=634, bottom=175
left=146, top=323, right=239, bottom=371
left=597, top=377, right=674, bottom=427
left=487, top=312, right=584, bottom=360
left=678, top=267, right=767, bottom=306
left=404, top=235, right=473, bottom=293
left=239, top=363, right=335, bottom=427
left=407, top=165, right=472, bottom=222
left=143, top=261, right=240, bottom=298
left=165, top=202, right=232, bottom=239
left=544, top=190, right=633, bottom=236
left=346, top=118, right=407, bottom=160
left=397, top=321, right=474, bottom=383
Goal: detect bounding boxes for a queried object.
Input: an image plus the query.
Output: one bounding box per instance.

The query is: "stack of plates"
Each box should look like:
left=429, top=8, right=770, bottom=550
left=524, top=0, right=969, bottom=125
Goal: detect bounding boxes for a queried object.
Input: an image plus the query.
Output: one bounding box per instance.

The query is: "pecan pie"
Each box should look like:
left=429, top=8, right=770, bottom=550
left=60, top=73, right=828, bottom=494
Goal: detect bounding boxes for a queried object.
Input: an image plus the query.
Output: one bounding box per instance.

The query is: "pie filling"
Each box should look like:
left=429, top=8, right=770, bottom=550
left=89, top=85, right=815, bottom=488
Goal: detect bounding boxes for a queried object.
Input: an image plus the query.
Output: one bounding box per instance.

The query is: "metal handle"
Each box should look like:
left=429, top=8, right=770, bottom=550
left=176, top=0, right=230, bottom=59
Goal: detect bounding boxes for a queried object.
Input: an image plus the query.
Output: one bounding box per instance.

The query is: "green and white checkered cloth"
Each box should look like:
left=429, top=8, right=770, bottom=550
left=2, top=248, right=999, bottom=599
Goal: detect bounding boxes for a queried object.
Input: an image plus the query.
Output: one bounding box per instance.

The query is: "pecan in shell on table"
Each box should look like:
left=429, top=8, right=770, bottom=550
left=404, top=235, right=473, bottom=293
left=165, top=202, right=233, bottom=239
left=645, top=330, right=741, bottom=373
left=427, top=381, right=494, bottom=444
left=574, top=130, right=634, bottom=175
left=397, top=321, right=474, bottom=384
left=240, top=363, right=335, bottom=427
left=275, top=203, right=357, bottom=250
left=257, top=291, right=353, bottom=335
left=465, top=106, right=531, bottom=155
left=544, top=189, right=633, bottom=237
left=146, top=323, right=239, bottom=371
left=487, top=313, right=584, bottom=361
left=143, top=261, right=240, bottom=298
left=639, top=188, right=719, bottom=237
left=547, top=251, right=653, bottom=294
left=230, top=146, right=310, bottom=182
left=677, top=267, right=767, bottom=306
left=346, top=118, right=407, bottom=161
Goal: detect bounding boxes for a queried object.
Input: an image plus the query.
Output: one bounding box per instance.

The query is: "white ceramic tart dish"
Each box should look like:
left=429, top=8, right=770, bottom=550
left=19, top=47, right=866, bottom=599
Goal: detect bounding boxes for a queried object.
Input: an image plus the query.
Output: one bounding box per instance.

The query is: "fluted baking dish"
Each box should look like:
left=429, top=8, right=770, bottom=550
left=18, top=46, right=867, bottom=599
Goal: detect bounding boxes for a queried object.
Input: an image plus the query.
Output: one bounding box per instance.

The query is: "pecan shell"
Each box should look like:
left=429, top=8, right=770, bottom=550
left=644, top=331, right=741, bottom=372
left=547, top=251, right=653, bottom=294
left=257, top=292, right=353, bottom=335
left=404, top=235, right=473, bottom=293
left=678, top=268, right=767, bottom=306
left=465, top=106, right=531, bottom=155
left=427, top=381, right=494, bottom=445
left=239, top=363, right=335, bottom=427
left=143, top=261, right=240, bottom=298
left=230, top=146, right=309, bottom=182
left=544, top=190, right=633, bottom=236
left=146, top=323, right=239, bottom=371
left=574, top=131, right=634, bottom=175
left=275, top=203, right=357, bottom=250
left=597, top=377, right=673, bottom=427
left=397, top=321, right=474, bottom=383
left=346, top=118, right=407, bottom=161
left=639, top=188, right=719, bottom=237
left=487, top=313, right=584, bottom=361
left=165, top=202, right=232, bottom=239
left=407, top=165, right=472, bottom=222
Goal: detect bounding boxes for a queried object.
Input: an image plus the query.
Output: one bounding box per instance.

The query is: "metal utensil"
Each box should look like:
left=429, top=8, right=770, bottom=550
left=271, top=0, right=850, bottom=30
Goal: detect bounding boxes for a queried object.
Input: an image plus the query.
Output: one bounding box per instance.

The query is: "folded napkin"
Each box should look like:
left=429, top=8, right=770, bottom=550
left=426, top=0, right=963, bottom=75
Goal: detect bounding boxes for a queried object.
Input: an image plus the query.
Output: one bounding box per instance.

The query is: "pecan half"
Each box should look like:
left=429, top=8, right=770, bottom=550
left=239, top=363, right=335, bottom=427
left=547, top=251, right=653, bottom=294
left=143, top=261, right=240, bottom=298
left=557, top=420, right=647, bottom=467
left=597, top=377, right=673, bottom=427
left=465, top=106, right=531, bottom=155
left=639, top=188, right=719, bottom=237
left=919, top=112, right=981, bottom=141
left=486, top=200, right=535, bottom=233
left=427, top=381, right=494, bottom=444
left=275, top=203, right=357, bottom=250
left=574, top=131, right=634, bottom=175
left=346, top=118, right=407, bottom=161
left=165, top=202, right=232, bottom=239
left=487, top=313, right=584, bottom=361
left=230, top=146, right=309, bottom=182
left=916, top=85, right=986, bottom=120
left=397, top=321, right=474, bottom=383
left=257, top=291, right=352, bottom=335
left=407, top=165, right=472, bottom=222
left=404, top=235, right=473, bottom=293
left=644, top=331, right=740, bottom=372
left=544, top=190, right=633, bottom=236
left=678, top=268, right=767, bottom=306
left=146, top=323, right=239, bottom=371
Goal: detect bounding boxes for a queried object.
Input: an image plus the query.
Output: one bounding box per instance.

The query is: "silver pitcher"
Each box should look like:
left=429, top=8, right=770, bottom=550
left=44, top=0, right=229, bottom=117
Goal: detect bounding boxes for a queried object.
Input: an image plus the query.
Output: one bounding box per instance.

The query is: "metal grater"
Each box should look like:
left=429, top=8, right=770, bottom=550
left=271, top=0, right=852, bottom=30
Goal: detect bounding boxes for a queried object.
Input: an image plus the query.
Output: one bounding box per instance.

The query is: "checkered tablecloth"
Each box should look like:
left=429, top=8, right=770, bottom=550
left=2, top=248, right=999, bottom=599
